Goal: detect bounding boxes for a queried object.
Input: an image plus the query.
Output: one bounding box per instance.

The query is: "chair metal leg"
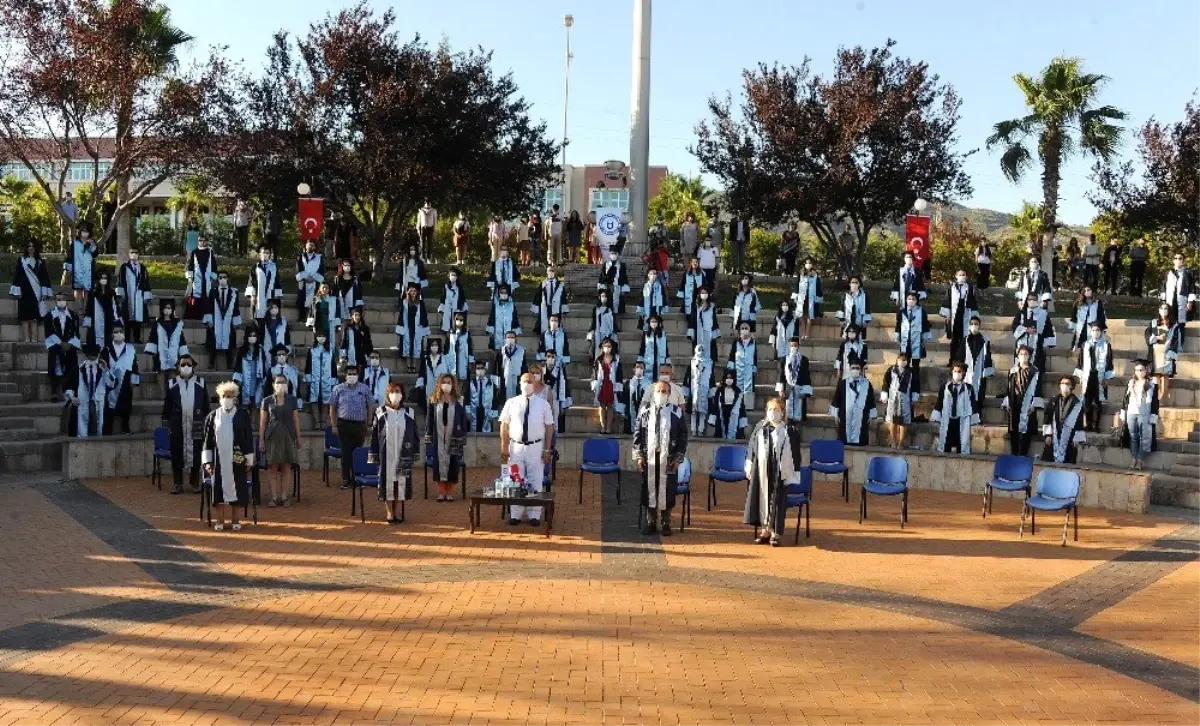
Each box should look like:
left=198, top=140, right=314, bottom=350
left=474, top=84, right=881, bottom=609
left=1019, top=503, right=1027, bottom=538
left=901, top=491, right=908, bottom=527
left=578, top=469, right=584, bottom=504
left=1060, top=508, right=1070, bottom=547
left=322, top=455, right=328, bottom=485
left=842, top=471, right=849, bottom=502
left=293, top=466, right=301, bottom=501
left=615, top=470, right=621, bottom=504
left=398, top=499, right=405, bottom=524
left=981, top=485, right=989, bottom=518
left=423, top=467, right=428, bottom=499
left=1031, top=508, right=1036, bottom=535
left=794, top=505, right=802, bottom=544
left=686, top=488, right=692, bottom=525
left=359, top=487, right=366, bottom=523
left=859, top=490, right=866, bottom=523
left=1073, top=505, right=1078, bottom=541
left=707, top=476, right=715, bottom=511
left=679, top=492, right=687, bottom=532
left=805, top=502, right=810, bottom=538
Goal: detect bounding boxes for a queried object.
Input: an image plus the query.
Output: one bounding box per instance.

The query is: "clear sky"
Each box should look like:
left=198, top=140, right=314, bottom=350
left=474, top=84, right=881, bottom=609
left=165, top=0, right=1200, bottom=225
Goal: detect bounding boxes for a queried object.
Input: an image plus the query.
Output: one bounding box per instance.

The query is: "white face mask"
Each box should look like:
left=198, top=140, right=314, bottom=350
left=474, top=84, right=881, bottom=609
left=475, top=369, right=486, bottom=377
left=346, top=375, right=358, bottom=385
left=653, top=392, right=669, bottom=407
left=1019, top=356, right=1030, bottom=366
left=273, top=383, right=288, bottom=394
left=897, top=360, right=907, bottom=369
left=113, top=334, right=125, bottom=343
left=56, top=301, right=67, bottom=310
left=952, top=372, right=964, bottom=382
left=370, top=358, right=380, bottom=367
left=449, top=274, right=458, bottom=282
left=969, top=326, right=980, bottom=334
left=179, top=365, right=193, bottom=376
left=388, top=393, right=403, bottom=406
left=547, top=272, right=556, bottom=280
left=219, top=279, right=229, bottom=288
left=499, top=294, right=509, bottom=301
left=532, top=373, right=542, bottom=381
left=316, top=337, right=327, bottom=346
left=848, top=370, right=861, bottom=380
left=520, top=382, right=534, bottom=396
left=1059, top=385, right=1072, bottom=395
left=724, top=379, right=734, bottom=387
left=1091, top=330, right=1102, bottom=340
left=767, top=409, right=783, bottom=425
left=658, top=374, right=670, bottom=383
left=781, top=306, right=790, bottom=314
left=505, top=339, right=516, bottom=350
left=956, top=275, right=967, bottom=284
left=440, top=383, right=452, bottom=393
left=220, top=397, right=236, bottom=412
left=247, top=336, right=258, bottom=345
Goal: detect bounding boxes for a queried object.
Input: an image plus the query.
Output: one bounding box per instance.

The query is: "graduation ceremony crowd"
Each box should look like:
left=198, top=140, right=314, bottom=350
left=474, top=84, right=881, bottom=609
left=8, top=206, right=1196, bottom=543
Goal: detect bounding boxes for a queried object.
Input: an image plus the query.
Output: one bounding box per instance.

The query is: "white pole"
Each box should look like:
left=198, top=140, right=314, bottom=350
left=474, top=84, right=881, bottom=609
left=562, top=16, right=572, bottom=189
left=627, top=0, right=651, bottom=258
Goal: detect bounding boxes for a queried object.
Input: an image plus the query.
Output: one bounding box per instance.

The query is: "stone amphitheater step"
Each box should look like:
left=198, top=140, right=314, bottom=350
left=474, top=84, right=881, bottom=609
left=1150, top=473, right=1200, bottom=510
left=1167, top=453, right=1198, bottom=478
left=0, top=439, right=62, bottom=474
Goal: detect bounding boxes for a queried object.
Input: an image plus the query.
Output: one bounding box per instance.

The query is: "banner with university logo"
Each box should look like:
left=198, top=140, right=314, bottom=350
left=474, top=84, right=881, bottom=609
left=594, top=208, right=623, bottom=247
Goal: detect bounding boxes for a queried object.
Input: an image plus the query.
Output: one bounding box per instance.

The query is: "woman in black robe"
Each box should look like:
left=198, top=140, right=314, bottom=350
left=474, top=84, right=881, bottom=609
left=744, top=397, right=803, bottom=546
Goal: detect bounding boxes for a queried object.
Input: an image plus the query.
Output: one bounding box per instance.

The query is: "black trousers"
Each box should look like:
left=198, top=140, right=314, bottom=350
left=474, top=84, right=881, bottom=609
left=1104, top=265, right=1121, bottom=295
left=235, top=225, right=249, bottom=255
left=172, top=439, right=203, bottom=490
left=126, top=321, right=142, bottom=344
left=1129, top=261, right=1147, bottom=297
left=418, top=226, right=435, bottom=256
left=782, top=250, right=797, bottom=276
left=102, top=409, right=131, bottom=435
left=337, top=418, right=367, bottom=485
left=976, top=263, right=991, bottom=289
left=1084, top=264, right=1099, bottom=289
left=1010, top=428, right=1035, bottom=456
left=701, top=268, right=716, bottom=293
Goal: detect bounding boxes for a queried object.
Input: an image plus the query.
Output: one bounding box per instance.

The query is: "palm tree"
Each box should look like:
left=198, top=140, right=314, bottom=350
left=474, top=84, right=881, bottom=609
left=986, top=57, right=1126, bottom=236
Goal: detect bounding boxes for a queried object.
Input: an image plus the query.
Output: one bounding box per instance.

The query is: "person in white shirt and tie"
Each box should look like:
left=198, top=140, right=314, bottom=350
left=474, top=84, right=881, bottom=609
left=499, top=373, right=556, bottom=527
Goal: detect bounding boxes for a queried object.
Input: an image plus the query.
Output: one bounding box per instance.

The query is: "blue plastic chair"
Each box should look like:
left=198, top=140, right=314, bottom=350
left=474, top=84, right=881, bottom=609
left=151, top=426, right=171, bottom=491
left=578, top=437, right=621, bottom=504
left=675, top=456, right=693, bottom=531
left=982, top=454, right=1034, bottom=517
left=322, top=425, right=342, bottom=486
left=350, top=446, right=380, bottom=523
left=784, top=467, right=813, bottom=543
left=1020, top=469, right=1081, bottom=546
left=809, top=439, right=849, bottom=502
left=860, top=456, right=909, bottom=527
left=422, top=441, right=434, bottom=499
left=707, top=445, right=748, bottom=510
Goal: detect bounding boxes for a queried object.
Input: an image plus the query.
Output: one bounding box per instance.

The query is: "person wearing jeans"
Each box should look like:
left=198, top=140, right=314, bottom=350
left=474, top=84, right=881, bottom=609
left=329, top=365, right=375, bottom=489
left=1118, top=360, right=1158, bottom=470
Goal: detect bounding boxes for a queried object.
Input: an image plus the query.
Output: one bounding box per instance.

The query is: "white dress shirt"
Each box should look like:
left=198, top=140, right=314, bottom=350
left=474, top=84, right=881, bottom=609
left=499, top=394, right=555, bottom=445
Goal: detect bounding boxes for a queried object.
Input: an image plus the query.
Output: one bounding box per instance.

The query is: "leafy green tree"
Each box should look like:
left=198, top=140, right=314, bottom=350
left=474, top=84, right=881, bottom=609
left=986, top=56, right=1126, bottom=236
left=648, top=173, right=713, bottom=230
left=1010, top=201, right=1044, bottom=243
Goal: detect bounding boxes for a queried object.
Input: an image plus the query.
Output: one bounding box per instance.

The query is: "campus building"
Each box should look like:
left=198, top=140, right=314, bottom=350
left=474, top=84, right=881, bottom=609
left=542, top=163, right=668, bottom=215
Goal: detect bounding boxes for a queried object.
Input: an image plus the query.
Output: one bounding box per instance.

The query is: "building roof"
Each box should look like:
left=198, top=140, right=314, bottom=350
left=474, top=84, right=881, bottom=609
left=1, top=137, right=121, bottom=163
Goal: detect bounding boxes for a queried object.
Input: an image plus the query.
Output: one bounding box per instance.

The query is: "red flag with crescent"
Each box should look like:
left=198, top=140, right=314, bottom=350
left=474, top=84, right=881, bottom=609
left=905, top=214, right=931, bottom=265
left=298, top=198, right=325, bottom=241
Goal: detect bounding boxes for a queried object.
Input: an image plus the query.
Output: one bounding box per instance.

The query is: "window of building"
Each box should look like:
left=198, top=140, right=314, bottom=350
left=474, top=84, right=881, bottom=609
left=541, top=188, right=563, bottom=212
left=589, top=188, right=629, bottom=211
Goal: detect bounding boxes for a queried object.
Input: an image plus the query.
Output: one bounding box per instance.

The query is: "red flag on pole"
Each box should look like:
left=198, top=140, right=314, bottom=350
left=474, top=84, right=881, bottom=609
left=905, top=214, right=931, bottom=267
left=297, top=198, right=325, bottom=241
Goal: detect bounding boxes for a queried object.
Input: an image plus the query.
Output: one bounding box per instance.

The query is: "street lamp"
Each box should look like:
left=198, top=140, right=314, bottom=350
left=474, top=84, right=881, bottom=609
left=297, top=183, right=311, bottom=197
left=562, top=14, right=573, bottom=181
left=913, top=197, right=929, bottom=214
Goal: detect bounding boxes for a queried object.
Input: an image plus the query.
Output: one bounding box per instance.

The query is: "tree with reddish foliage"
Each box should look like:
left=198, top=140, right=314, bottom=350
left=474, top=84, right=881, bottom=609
left=1090, top=100, right=1200, bottom=250
left=206, top=2, right=559, bottom=272
left=691, top=40, right=972, bottom=277
left=0, top=0, right=233, bottom=257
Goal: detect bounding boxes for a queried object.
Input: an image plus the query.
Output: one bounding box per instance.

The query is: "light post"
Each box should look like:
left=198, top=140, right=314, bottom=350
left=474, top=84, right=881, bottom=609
left=563, top=13, right=573, bottom=184
left=627, top=0, right=651, bottom=258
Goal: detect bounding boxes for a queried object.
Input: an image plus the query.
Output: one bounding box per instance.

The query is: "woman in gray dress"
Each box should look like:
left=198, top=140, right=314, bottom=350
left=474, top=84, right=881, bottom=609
left=259, top=374, right=301, bottom=507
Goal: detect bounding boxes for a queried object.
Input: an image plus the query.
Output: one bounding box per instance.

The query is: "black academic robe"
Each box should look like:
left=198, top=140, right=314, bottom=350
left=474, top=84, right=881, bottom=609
left=776, top=352, right=812, bottom=422
left=743, top=420, right=803, bottom=533
left=1011, top=307, right=1057, bottom=373
left=162, top=375, right=210, bottom=468
left=707, top=385, right=749, bottom=440
left=11, top=256, right=52, bottom=321
left=939, top=282, right=979, bottom=362
left=598, top=260, right=631, bottom=314
left=632, top=404, right=688, bottom=512
left=185, top=248, right=218, bottom=319
left=340, top=324, right=374, bottom=371
left=830, top=377, right=877, bottom=446
left=931, top=381, right=977, bottom=453
left=963, top=333, right=994, bottom=415
left=465, top=374, right=501, bottom=432
left=116, top=261, right=153, bottom=325
left=100, top=341, right=140, bottom=415
left=620, top=377, right=648, bottom=435
left=1041, top=394, right=1086, bottom=464
left=200, top=406, right=254, bottom=504
left=83, top=289, right=123, bottom=348
left=891, top=265, right=926, bottom=306
left=1015, top=269, right=1053, bottom=304
left=369, top=406, right=419, bottom=500
left=1004, top=366, right=1042, bottom=437
left=424, top=402, right=467, bottom=484
left=45, top=309, right=82, bottom=378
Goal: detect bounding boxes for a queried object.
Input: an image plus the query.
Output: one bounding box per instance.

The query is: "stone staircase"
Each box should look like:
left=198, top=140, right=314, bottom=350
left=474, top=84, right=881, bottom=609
left=1150, top=420, right=1200, bottom=509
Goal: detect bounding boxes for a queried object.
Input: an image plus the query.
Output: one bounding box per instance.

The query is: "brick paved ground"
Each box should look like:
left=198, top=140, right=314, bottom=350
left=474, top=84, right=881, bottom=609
left=0, top=470, right=1196, bottom=724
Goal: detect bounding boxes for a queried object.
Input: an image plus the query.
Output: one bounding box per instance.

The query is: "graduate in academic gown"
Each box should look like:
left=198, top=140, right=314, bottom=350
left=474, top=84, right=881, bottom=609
left=65, top=230, right=98, bottom=308
left=931, top=362, right=979, bottom=454
left=769, top=301, right=799, bottom=359
left=45, top=293, right=82, bottom=401
left=880, top=353, right=920, bottom=449
left=486, top=284, right=522, bottom=351
left=369, top=383, right=419, bottom=520
left=598, top=251, right=631, bottom=315
left=232, top=326, right=269, bottom=405
left=1074, top=322, right=1115, bottom=431
left=101, top=325, right=139, bottom=434
left=963, top=316, right=995, bottom=416
left=687, top=290, right=721, bottom=363
left=1146, top=304, right=1183, bottom=401
left=438, top=269, right=469, bottom=333
left=1160, top=253, right=1195, bottom=330
left=115, top=247, right=153, bottom=343
left=637, top=269, right=667, bottom=331
left=259, top=303, right=291, bottom=357
left=294, top=239, right=325, bottom=316
left=1067, top=286, right=1107, bottom=351
left=836, top=276, right=872, bottom=337
left=939, top=270, right=979, bottom=365
left=493, top=330, right=527, bottom=402
left=1011, top=292, right=1057, bottom=374
left=245, top=246, right=283, bottom=323
left=726, top=322, right=759, bottom=410
left=587, top=291, right=618, bottom=360
left=486, top=248, right=520, bottom=292
left=334, top=260, right=365, bottom=315
left=65, top=344, right=114, bottom=438
left=415, top=337, right=452, bottom=405
left=532, top=265, right=569, bottom=335
left=590, top=342, right=623, bottom=434
left=446, top=312, right=474, bottom=379
left=677, top=258, right=706, bottom=320
left=204, top=272, right=242, bottom=370
left=1042, top=376, right=1087, bottom=464
left=537, top=314, right=571, bottom=365
left=775, top=337, right=813, bottom=424
left=465, top=360, right=502, bottom=433
left=162, top=355, right=209, bottom=493
left=145, top=299, right=189, bottom=385
left=835, top=325, right=869, bottom=380
left=892, top=292, right=933, bottom=373
left=682, top=344, right=716, bottom=436
left=304, top=333, right=337, bottom=430
left=619, top=362, right=648, bottom=436
left=339, top=308, right=374, bottom=373
left=395, top=283, right=429, bottom=373
left=792, top=258, right=823, bottom=339
left=639, top=314, right=671, bottom=385
left=201, top=383, right=256, bottom=531
left=542, top=350, right=572, bottom=432
left=306, top=282, right=339, bottom=350
left=394, top=246, right=429, bottom=301
left=731, top=274, right=761, bottom=333
left=184, top=238, right=219, bottom=320
left=1118, top=362, right=1158, bottom=470
left=81, top=271, right=122, bottom=348
left=743, top=399, right=803, bottom=546
left=268, top=344, right=302, bottom=400
left=10, top=242, right=53, bottom=341
left=1014, top=256, right=1053, bottom=305
left=829, top=358, right=877, bottom=447
left=708, top=373, right=749, bottom=441
left=632, top=384, right=688, bottom=536
left=1001, top=347, right=1043, bottom=456
left=890, top=252, right=926, bottom=309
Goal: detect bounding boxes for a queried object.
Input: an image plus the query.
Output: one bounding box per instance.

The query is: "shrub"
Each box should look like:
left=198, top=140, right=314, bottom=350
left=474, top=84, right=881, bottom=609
left=132, top=215, right=179, bottom=254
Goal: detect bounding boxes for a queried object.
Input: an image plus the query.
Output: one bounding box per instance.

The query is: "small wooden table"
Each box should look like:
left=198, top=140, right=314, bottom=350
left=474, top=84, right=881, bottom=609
left=469, top=490, right=556, bottom=537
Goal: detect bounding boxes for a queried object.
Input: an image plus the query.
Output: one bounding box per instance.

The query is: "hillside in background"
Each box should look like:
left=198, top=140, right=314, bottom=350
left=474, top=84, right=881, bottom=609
left=877, top=202, right=1091, bottom=240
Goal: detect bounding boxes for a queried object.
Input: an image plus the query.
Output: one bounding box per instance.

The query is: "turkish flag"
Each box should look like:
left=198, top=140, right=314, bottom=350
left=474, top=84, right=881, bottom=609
left=297, top=198, right=325, bottom=241
left=905, top=214, right=931, bottom=265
